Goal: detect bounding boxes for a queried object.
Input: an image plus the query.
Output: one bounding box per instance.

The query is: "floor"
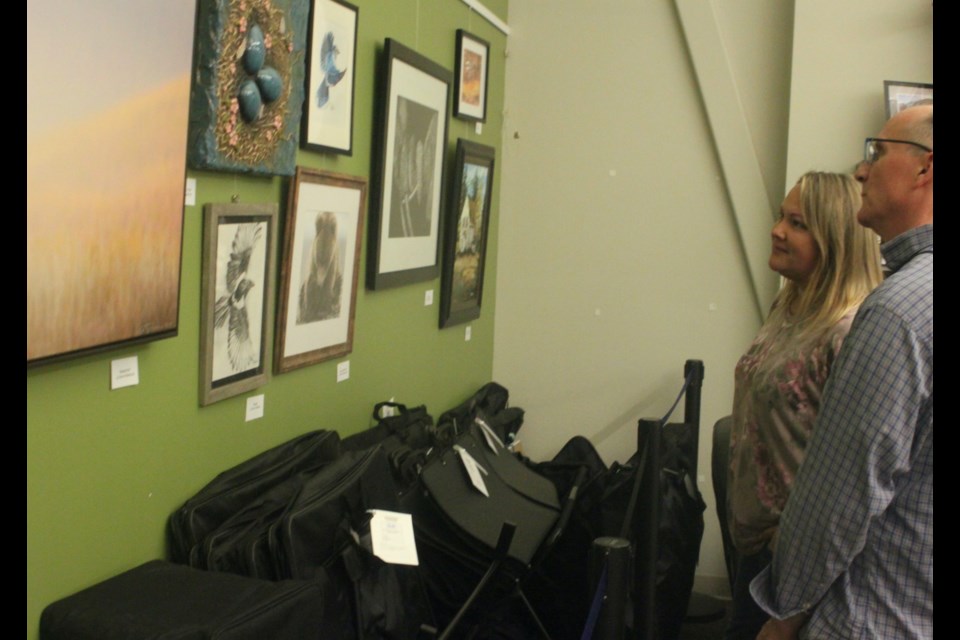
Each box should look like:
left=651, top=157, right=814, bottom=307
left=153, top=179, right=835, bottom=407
left=678, top=593, right=731, bottom=640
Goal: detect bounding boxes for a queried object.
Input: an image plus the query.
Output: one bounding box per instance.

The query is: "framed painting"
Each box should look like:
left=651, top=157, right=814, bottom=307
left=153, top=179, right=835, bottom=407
left=187, top=0, right=308, bottom=176
left=453, top=29, right=489, bottom=123
left=200, top=203, right=278, bottom=406
left=440, top=139, right=495, bottom=328
left=275, top=167, right=366, bottom=373
left=368, top=38, right=451, bottom=290
left=883, top=80, right=933, bottom=118
left=301, top=0, right=358, bottom=155
left=27, top=0, right=196, bottom=366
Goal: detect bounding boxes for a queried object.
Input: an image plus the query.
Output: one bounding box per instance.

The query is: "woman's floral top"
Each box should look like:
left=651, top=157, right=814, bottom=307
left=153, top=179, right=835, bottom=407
left=727, top=308, right=857, bottom=555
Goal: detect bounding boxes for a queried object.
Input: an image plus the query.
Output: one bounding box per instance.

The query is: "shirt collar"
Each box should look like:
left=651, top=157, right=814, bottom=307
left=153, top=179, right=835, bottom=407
left=880, top=224, right=933, bottom=274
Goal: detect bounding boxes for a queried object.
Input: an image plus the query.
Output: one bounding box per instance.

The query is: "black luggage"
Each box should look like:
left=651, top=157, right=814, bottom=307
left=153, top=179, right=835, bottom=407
left=410, top=419, right=561, bottom=633
left=39, top=559, right=333, bottom=640
left=167, top=429, right=340, bottom=567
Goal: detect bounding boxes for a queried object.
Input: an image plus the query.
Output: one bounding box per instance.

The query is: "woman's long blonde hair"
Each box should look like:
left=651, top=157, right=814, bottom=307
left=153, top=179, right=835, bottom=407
left=764, top=171, right=883, bottom=340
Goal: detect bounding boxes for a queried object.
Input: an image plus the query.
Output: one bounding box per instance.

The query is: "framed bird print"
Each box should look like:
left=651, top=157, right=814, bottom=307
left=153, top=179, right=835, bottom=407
left=301, top=0, right=358, bottom=155
left=199, top=202, right=279, bottom=406
left=275, top=167, right=366, bottom=373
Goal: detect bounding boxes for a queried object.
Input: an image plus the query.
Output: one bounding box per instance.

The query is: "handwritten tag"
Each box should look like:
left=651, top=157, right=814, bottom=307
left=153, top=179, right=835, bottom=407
left=367, top=510, right=419, bottom=566
left=454, top=445, right=489, bottom=497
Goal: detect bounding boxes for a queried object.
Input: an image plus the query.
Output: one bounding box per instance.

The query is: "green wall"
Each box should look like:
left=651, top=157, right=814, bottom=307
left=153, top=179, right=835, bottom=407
left=26, top=1, right=508, bottom=637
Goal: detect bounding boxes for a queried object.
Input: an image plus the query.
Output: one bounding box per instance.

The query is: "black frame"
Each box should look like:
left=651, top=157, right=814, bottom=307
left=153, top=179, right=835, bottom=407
left=883, top=80, right=933, bottom=119
left=367, top=38, right=452, bottom=290
left=453, top=29, right=490, bottom=123
left=440, top=139, right=495, bottom=328
left=301, top=0, right=359, bottom=155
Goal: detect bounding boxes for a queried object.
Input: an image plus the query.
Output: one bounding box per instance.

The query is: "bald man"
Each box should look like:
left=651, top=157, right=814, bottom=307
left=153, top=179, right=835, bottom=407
left=751, top=104, right=933, bottom=639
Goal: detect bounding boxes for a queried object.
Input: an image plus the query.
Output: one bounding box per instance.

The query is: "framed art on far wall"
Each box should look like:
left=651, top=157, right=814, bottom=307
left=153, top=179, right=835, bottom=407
left=275, top=167, right=366, bottom=373
left=368, top=38, right=452, bottom=290
left=301, top=0, right=358, bottom=155
left=199, top=203, right=278, bottom=406
left=883, top=80, right=933, bottom=118
left=186, top=0, right=308, bottom=176
left=453, top=29, right=489, bottom=123
left=440, top=139, right=495, bottom=328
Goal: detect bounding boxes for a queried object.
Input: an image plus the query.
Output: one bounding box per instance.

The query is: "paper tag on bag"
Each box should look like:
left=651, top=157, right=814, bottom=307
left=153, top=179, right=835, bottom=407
left=454, top=445, right=489, bottom=497
left=475, top=417, right=503, bottom=454
left=367, top=510, right=419, bottom=566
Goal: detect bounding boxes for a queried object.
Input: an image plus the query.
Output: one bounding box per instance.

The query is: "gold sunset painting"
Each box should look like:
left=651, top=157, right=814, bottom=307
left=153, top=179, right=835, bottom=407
left=27, top=1, right=196, bottom=364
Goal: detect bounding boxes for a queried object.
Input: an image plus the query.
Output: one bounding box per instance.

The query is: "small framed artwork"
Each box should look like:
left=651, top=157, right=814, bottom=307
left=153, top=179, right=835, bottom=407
left=200, top=203, right=279, bottom=406
left=453, top=29, right=489, bottom=123
left=187, top=0, right=309, bottom=176
left=440, top=139, right=495, bottom=328
left=301, top=0, right=358, bottom=155
left=368, top=38, right=452, bottom=290
left=275, top=167, right=366, bottom=373
left=884, top=80, right=933, bottom=118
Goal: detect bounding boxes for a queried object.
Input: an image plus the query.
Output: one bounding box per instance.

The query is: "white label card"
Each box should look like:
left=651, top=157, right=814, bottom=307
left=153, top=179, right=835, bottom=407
left=367, top=510, right=419, bottom=566
left=110, top=356, right=139, bottom=389
left=454, top=445, right=489, bottom=497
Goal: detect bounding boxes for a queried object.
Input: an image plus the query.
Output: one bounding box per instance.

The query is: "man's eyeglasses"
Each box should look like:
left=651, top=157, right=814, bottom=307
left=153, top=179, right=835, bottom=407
left=863, top=138, right=933, bottom=164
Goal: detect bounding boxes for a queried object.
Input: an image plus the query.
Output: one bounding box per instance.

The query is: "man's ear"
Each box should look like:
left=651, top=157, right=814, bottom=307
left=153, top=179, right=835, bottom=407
left=917, top=152, right=933, bottom=184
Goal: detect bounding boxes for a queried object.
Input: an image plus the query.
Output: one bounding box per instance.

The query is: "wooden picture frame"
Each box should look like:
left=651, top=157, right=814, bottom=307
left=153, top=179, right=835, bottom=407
left=453, top=29, right=489, bottom=123
left=301, top=0, right=358, bottom=155
left=883, top=80, right=933, bottom=119
left=275, top=167, right=366, bottom=373
left=186, top=0, right=308, bottom=176
left=440, top=139, right=495, bottom=328
left=367, top=38, right=451, bottom=290
left=200, top=203, right=278, bottom=405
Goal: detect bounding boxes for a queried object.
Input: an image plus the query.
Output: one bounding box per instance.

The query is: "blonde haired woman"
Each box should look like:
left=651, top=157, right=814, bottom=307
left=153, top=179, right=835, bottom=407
left=724, top=171, right=883, bottom=640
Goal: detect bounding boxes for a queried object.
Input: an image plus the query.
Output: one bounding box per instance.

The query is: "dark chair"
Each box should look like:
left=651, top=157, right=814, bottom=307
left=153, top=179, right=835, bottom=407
left=711, top=415, right=737, bottom=593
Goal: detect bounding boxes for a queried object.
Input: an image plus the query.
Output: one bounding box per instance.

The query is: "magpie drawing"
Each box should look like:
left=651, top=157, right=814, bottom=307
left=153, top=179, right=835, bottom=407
left=214, top=223, right=263, bottom=372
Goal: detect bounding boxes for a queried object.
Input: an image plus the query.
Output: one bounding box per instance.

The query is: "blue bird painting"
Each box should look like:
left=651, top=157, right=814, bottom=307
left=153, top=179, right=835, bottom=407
left=316, top=31, right=347, bottom=108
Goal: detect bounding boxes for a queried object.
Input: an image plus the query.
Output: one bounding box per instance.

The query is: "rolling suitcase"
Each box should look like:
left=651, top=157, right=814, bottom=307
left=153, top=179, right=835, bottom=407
left=39, top=559, right=336, bottom=640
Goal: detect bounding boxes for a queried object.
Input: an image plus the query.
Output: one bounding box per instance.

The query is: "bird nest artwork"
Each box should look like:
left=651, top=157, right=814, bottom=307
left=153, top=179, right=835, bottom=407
left=188, top=0, right=307, bottom=176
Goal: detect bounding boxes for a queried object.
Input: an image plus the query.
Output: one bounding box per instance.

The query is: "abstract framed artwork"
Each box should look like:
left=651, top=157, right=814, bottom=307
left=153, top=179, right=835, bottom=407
left=187, top=0, right=308, bottom=176
left=301, top=0, right=358, bottom=155
left=275, top=167, right=366, bottom=373
left=368, top=38, right=451, bottom=290
left=199, top=203, right=278, bottom=406
left=27, top=0, right=196, bottom=366
left=440, top=139, right=495, bottom=328
left=883, top=80, right=933, bottom=118
left=453, top=29, right=489, bottom=123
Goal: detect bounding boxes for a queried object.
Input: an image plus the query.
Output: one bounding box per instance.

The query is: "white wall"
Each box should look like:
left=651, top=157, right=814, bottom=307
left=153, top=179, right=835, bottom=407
left=786, top=0, right=933, bottom=181
left=493, top=0, right=793, bottom=592
left=493, top=0, right=931, bottom=596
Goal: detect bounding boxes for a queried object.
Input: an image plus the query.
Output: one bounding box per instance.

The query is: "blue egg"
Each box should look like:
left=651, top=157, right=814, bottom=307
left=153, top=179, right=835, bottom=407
left=237, top=80, right=262, bottom=122
left=256, top=67, right=283, bottom=102
left=243, top=24, right=266, bottom=74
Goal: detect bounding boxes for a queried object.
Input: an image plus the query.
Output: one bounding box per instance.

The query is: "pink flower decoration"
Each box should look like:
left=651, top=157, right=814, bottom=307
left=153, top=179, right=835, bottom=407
left=264, top=34, right=273, bottom=49
left=274, top=115, right=283, bottom=129
left=229, top=133, right=239, bottom=146
left=230, top=98, right=239, bottom=114
left=239, top=16, right=247, bottom=33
